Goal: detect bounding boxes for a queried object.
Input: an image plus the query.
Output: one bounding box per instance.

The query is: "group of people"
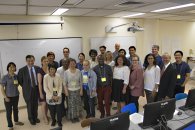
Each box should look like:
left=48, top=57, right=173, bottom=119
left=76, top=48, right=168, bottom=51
left=0, top=44, right=191, bottom=130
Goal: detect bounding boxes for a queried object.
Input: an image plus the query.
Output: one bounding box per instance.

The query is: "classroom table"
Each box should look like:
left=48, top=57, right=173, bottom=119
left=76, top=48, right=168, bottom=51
left=86, top=98, right=195, bottom=130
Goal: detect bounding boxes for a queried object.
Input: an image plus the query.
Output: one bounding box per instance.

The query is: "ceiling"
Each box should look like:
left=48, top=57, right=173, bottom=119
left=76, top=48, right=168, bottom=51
left=0, top=0, right=195, bottom=21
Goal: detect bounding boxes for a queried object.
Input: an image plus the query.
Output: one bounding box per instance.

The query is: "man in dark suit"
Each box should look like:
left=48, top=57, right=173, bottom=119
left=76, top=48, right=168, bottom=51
left=18, top=55, right=40, bottom=125
left=157, top=53, right=177, bottom=101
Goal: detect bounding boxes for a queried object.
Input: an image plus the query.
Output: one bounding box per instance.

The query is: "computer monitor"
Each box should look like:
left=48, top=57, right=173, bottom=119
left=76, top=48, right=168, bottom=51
left=139, top=98, right=176, bottom=130
left=179, top=89, right=195, bottom=111
left=90, top=112, right=130, bottom=130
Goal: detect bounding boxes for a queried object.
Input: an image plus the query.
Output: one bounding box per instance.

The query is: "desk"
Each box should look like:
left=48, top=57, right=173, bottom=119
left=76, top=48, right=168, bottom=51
left=86, top=99, right=195, bottom=130
left=175, top=99, right=195, bottom=126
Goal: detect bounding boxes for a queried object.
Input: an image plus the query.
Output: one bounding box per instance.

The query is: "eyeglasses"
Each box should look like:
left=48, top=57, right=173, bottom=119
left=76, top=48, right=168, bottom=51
left=63, top=51, right=69, bottom=53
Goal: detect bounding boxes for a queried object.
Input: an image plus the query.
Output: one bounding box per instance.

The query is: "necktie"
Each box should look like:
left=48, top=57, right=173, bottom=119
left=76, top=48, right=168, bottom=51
left=161, top=66, right=165, bottom=78
left=30, top=67, right=36, bottom=88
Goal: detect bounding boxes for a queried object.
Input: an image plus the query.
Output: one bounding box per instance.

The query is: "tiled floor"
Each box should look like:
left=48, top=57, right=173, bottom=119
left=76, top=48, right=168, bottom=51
left=0, top=80, right=194, bottom=130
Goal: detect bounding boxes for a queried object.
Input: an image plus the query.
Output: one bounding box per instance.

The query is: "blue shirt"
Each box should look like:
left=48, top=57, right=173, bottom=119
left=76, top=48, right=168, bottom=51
left=76, top=62, right=83, bottom=71
left=155, top=55, right=163, bottom=68
left=143, top=54, right=163, bottom=68
left=82, top=71, right=89, bottom=90
left=27, top=66, right=38, bottom=87
left=173, top=61, right=191, bottom=85
left=0, top=74, right=19, bottom=97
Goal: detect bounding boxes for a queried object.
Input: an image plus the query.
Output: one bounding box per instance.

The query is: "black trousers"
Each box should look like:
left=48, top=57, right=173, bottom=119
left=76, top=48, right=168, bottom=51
left=130, top=96, right=139, bottom=112
left=83, top=89, right=95, bottom=117
left=174, top=85, right=185, bottom=96
left=26, top=87, right=38, bottom=122
left=4, top=96, right=19, bottom=128
left=48, top=104, right=62, bottom=123
left=61, top=93, right=66, bottom=117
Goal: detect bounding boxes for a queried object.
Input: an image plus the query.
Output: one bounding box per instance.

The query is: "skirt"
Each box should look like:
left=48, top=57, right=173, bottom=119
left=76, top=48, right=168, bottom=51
left=67, top=89, right=82, bottom=120
left=112, top=79, right=126, bottom=102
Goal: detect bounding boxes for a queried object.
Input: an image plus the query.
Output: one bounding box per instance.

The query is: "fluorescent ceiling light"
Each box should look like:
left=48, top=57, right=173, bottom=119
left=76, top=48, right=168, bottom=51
left=52, top=8, right=69, bottom=15
left=151, top=3, right=195, bottom=12
left=123, top=13, right=145, bottom=18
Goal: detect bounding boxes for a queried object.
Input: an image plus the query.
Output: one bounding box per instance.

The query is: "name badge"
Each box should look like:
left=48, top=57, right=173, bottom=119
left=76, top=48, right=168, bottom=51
left=71, top=81, right=77, bottom=87
left=101, top=77, right=106, bottom=82
left=177, top=74, right=181, bottom=79
left=13, top=80, right=18, bottom=85
left=83, top=75, right=89, bottom=84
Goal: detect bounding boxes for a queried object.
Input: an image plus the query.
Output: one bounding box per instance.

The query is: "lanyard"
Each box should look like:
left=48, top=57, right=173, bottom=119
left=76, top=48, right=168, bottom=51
left=174, top=62, right=183, bottom=74
left=99, top=65, right=105, bottom=78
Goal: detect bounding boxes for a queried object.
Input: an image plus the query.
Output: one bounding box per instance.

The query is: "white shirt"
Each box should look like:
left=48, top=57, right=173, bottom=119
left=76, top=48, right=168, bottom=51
left=106, top=61, right=115, bottom=67
left=144, top=65, right=160, bottom=91
left=28, top=66, right=38, bottom=86
left=43, top=73, right=62, bottom=105
left=113, top=66, right=130, bottom=85
left=89, top=59, right=98, bottom=69
left=64, top=69, right=82, bottom=91
left=164, top=62, right=171, bottom=70
left=57, top=67, right=66, bottom=92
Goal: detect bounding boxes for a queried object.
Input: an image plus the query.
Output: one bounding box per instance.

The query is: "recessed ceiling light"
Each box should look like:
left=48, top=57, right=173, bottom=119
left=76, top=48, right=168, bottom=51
left=52, top=8, right=69, bottom=15
left=151, top=3, right=195, bottom=12
left=123, top=13, right=145, bottom=18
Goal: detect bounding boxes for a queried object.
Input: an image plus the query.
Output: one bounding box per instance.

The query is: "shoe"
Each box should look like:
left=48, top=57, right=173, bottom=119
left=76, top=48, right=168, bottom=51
left=15, top=121, right=24, bottom=126
left=100, top=115, right=104, bottom=119
left=35, top=118, right=40, bottom=123
left=58, top=122, right=63, bottom=127
left=106, top=114, right=111, bottom=117
left=86, top=115, right=90, bottom=119
left=29, top=120, right=36, bottom=125
left=75, top=118, right=80, bottom=122
left=112, top=106, right=118, bottom=110
left=44, top=119, right=49, bottom=125
left=8, top=127, right=13, bottom=130
left=71, top=119, right=76, bottom=123
left=51, top=120, right=56, bottom=126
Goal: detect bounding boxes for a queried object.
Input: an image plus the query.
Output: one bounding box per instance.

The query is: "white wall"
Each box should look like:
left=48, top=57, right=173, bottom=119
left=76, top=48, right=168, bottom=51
left=0, top=15, right=195, bottom=110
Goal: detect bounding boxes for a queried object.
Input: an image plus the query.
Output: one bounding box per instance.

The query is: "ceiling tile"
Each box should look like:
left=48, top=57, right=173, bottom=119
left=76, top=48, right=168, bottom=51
left=132, top=0, right=165, bottom=2
left=84, top=9, right=121, bottom=17
left=104, top=2, right=147, bottom=10
left=29, top=0, right=65, bottom=6
left=0, top=5, right=25, bottom=15
left=131, top=2, right=180, bottom=12
left=76, top=0, right=119, bottom=8
left=157, top=6, right=195, bottom=14
left=107, top=11, right=141, bottom=17
left=29, top=6, right=57, bottom=15
left=63, top=8, right=95, bottom=16
left=0, top=0, right=26, bottom=5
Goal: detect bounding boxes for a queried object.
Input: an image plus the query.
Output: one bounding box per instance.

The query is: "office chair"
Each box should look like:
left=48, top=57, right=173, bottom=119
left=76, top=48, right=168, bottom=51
left=175, top=93, right=188, bottom=101
left=121, top=103, right=137, bottom=115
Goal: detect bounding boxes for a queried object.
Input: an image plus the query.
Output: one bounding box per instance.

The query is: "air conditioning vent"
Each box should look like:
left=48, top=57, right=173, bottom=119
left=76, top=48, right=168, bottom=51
left=118, top=0, right=144, bottom=6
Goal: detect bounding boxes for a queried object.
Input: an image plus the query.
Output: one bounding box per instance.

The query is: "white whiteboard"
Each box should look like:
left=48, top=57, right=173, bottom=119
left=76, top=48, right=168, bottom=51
left=0, top=38, right=82, bottom=76
left=0, top=38, right=82, bottom=111
left=90, top=36, right=136, bottom=57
